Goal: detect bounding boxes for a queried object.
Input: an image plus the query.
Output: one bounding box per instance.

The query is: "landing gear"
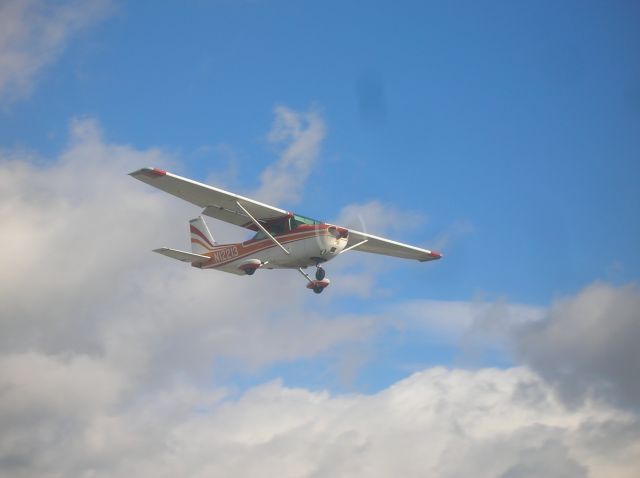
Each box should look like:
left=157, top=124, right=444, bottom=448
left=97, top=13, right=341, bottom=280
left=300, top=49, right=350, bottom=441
left=239, top=259, right=262, bottom=275
left=298, top=267, right=330, bottom=294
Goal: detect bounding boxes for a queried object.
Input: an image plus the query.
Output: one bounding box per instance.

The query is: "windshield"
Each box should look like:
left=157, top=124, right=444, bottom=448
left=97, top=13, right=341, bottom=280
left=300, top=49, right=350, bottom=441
left=291, top=214, right=321, bottom=229
left=251, top=214, right=321, bottom=241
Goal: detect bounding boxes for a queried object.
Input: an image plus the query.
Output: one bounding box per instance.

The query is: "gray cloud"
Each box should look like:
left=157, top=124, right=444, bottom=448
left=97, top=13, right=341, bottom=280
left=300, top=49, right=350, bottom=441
left=512, top=282, right=640, bottom=409
left=396, top=282, right=640, bottom=410
left=378, top=279, right=640, bottom=419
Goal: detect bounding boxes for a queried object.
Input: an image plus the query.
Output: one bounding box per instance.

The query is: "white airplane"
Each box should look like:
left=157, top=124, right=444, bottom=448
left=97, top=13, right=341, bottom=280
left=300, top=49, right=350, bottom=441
left=130, top=167, right=442, bottom=293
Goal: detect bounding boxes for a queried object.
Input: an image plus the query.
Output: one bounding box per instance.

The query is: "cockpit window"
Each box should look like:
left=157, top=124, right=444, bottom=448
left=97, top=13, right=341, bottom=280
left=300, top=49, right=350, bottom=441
left=252, top=217, right=290, bottom=241
left=291, top=214, right=321, bottom=229
left=269, top=221, right=287, bottom=235
left=253, top=230, right=267, bottom=241
left=251, top=214, right=321, bottom=241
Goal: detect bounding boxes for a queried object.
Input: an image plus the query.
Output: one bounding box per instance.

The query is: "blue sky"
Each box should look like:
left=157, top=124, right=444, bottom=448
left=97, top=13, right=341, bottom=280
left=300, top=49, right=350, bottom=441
left=4, top=0, right=638, bottom=304
left=3, top=0, right=639, bottom=389
left=1, top=2, right=640, bottom=474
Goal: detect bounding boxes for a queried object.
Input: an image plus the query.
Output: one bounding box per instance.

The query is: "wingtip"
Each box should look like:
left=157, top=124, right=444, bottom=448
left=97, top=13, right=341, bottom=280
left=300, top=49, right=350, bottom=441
left=129, top=167, right=167, bottom=178
left=419, top=250, right=442, bottom=262
left=429, top=250, right=443, bottom=259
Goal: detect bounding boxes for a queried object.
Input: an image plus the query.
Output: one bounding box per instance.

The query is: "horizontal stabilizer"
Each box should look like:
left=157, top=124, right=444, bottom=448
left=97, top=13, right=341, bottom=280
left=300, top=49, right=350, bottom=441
left=153, top=247, right=209, bottom=263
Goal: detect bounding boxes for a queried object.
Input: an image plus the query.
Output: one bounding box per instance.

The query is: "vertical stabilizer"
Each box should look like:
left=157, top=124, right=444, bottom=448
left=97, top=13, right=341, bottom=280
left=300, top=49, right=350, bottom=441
left=189, top=216, right=215, bottom=254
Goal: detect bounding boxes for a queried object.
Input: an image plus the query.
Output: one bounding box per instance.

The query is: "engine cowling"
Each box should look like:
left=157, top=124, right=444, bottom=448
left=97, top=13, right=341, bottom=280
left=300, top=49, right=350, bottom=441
left=327, top=226, right=349, bottom=239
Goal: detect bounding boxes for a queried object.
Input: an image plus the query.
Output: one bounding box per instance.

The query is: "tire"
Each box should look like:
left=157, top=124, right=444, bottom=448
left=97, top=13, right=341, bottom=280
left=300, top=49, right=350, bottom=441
left=245, top=268, right=255, bottom=276
left=313, top=286, right=324, bottom=294
left=315, top=267, right=326, bottom=280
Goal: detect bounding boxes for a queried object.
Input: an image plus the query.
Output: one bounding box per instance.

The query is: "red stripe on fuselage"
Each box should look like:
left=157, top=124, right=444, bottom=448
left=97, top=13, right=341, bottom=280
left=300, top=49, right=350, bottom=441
left=202, top=228, right=330, bottom=269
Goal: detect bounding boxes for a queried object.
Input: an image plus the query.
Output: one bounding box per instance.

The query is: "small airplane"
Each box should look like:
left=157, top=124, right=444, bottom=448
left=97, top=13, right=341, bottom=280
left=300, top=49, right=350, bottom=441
left=130, top=168, right=442, bottom=293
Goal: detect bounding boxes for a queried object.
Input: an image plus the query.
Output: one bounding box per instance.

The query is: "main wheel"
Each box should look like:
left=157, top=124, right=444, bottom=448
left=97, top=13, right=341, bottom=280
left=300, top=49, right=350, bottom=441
left=313, top=286, right=324, bottom=294
left=315, top=267, right=326, bottom=281
left=245, top=268, right=255, bottom=276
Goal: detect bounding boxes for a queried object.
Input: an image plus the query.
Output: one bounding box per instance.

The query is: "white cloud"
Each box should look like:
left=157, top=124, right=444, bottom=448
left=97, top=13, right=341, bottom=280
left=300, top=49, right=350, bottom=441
left=427, top=219, right=474, bottom=252
left=0, top=0, right=112, bottom=103
left=1, top=112, right=639, bottom=476
left=1, top=361, right=638, bottom=477
left=254, top=105, right=326, bottom=205
left=334, top=200, right=425, bottom=237
left=0, top=116, right=373, bottom=382
left=389, top=298, right=544, bottom=341
left=0, top=113, right=384, bottom=474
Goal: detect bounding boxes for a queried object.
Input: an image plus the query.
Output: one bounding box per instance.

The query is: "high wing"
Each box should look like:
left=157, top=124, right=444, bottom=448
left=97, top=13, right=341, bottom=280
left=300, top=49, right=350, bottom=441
left=129, top=167, right=288, bottom=228
left=344, top=229, right=442, bottom=262
left=130, top=167, right=442, bottom=263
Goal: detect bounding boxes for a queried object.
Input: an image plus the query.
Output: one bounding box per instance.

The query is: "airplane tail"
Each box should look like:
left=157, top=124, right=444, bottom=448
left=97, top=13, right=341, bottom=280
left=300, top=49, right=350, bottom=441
left=189, top=216, right=216, bottom=254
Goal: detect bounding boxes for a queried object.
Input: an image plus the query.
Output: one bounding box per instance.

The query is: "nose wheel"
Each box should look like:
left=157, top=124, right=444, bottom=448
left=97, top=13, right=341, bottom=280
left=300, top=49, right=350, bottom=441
left=298, top=267, right=330, bottom=294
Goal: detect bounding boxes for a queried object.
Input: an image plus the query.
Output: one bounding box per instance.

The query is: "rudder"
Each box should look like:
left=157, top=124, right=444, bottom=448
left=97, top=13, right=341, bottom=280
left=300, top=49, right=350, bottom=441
left=189, top=216, right=216, bottom=254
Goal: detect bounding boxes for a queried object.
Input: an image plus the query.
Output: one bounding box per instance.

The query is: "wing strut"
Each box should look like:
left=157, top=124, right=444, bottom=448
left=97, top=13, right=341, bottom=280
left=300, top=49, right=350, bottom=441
left=340, top=239, right=369, bottom=254
left=235, top=200, right=290, bottom=255
left=297, top=267, right=312, bottom=283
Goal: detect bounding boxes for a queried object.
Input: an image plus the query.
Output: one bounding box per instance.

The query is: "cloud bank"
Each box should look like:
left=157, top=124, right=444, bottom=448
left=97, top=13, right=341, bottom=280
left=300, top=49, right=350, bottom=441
left=1, top=112, right=639, bottom=476
left=1, top=358, right=638, bottom=477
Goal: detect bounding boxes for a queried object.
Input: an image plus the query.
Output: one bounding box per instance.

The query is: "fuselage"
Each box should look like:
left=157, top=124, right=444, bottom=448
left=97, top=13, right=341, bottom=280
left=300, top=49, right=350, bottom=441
left=193, top=223, right=349, bottom=274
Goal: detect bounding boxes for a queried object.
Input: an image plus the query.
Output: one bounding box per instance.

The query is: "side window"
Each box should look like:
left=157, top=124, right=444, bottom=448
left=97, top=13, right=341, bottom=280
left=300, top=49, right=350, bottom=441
left=270, top=222, right=285, bottom=235
left=254, top=216, right=305, bottom=240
